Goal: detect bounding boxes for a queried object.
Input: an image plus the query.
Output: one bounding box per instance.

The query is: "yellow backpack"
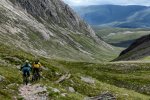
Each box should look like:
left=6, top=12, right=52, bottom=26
left=33, top=63, right=41, bottom=68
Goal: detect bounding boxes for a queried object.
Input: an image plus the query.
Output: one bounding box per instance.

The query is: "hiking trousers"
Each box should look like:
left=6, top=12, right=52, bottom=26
left=22, top=68, right=30, bottom=77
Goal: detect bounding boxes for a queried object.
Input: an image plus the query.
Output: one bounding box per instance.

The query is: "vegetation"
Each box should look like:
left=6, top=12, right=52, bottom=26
left=93, top=27, right=150, bottom=47
left=0, top=43, right=150, bottom=100
left=1, top=1, right=150, bottom=100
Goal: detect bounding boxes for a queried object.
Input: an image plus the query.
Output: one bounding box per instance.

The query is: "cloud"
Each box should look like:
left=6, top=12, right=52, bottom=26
left=62, top=0, right=150, bottom=6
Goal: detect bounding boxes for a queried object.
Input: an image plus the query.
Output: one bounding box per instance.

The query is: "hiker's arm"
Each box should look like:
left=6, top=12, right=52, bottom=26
left=29, top=64, right=32, bottom=71
left=39, top=63, right=42, bottom=67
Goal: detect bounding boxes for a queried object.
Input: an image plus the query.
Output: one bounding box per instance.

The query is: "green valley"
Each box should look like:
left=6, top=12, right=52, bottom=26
left=1, top=43, right=150, bottom=100
left=0, top=0, right=150, bottom=100
left=94, top=27, right=150, bottom=47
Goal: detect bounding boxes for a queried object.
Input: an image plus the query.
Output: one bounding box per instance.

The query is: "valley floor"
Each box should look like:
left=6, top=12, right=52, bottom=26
left=1, top=44, right=150, bottom=100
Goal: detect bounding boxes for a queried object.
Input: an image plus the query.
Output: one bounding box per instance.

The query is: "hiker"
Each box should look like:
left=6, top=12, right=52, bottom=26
left=32, top=59, right=42, bottom=80
left=20, top=60, right=32, bottom=83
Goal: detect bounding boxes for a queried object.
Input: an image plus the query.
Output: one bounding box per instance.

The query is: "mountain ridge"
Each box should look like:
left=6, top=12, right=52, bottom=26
left=74, top=5, right=150, bottom=28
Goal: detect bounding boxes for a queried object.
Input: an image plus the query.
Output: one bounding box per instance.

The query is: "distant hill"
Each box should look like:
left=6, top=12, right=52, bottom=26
left=74, top=5, right=150, bottom=28
left=115, top=8, right=150, bottom=28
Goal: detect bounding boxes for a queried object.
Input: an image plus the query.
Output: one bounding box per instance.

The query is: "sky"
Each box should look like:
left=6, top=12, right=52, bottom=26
left=62, top=0, right=150, bottom=6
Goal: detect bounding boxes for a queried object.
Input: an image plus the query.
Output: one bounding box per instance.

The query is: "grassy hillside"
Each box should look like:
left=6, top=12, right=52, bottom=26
left=1, top=43, right=150, bottom=100
left=94, top=27, right=150, bottom=47
left=116, top=34, right=150, bottom=61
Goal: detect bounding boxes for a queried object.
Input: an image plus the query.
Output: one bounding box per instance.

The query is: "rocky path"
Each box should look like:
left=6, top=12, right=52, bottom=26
left=19, top=84, right=48, bottom=100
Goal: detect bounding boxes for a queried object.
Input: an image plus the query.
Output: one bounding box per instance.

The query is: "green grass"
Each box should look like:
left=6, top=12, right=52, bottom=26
left=68, top=33, right=119, bottom=61
left=0, top=43, right=150, bottom=100
left=104, top=31, right=150, bottom=44
left=93, top=27, right=150, bottom=47
left=59, top=61, right=150, bottom=95
left=0, top=64, right=22, bottom=100
left=142, top=56, right=150, bottom=61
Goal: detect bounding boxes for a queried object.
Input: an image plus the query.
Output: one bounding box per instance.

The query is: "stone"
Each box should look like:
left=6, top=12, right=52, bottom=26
left=0, top=75, right=5, bottom=82
left=19, top=84, right=48, bottom=100
left=61, top=93, right=67, bottom=97
left=81, top=76, right=95, bottom=84
left=86, top=92, right=116, bottom=100
left=68, top=87, right=75, bottom=93
left=52, top=88, right=60, bottom=93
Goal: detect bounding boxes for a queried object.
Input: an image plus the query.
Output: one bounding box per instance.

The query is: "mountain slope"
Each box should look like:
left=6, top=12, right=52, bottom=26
left=116, top=34, right=150, bottom=60
left=74, top=5, right=150, bottom=28
left=0, top=0, right=116, bottom=62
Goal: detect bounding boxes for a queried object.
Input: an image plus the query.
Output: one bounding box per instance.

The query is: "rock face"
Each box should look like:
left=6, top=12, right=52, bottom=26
left=13, top=0, right=94, bottom=35
left=0, top=0, right=115, bottom=61
left=116, top=34, right=150, bottom=60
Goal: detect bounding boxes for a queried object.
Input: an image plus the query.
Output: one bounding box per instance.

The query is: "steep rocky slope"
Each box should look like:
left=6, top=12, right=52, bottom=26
left=0, top=0, right=115, bottom=61
left=116, top=34, right=150, bottom=60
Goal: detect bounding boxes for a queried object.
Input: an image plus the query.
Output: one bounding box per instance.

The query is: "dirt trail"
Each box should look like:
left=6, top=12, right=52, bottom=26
left=19, top=84, right=48, bottom=100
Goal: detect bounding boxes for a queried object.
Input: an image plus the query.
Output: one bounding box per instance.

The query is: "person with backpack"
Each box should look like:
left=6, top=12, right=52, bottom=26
left=32, top=59, right=42, bottom=81
left=20, top=60, right=32, bottom=84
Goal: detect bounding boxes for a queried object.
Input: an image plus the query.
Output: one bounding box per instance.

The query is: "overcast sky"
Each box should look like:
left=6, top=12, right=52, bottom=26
left=62, top=0, right=150, bottom=6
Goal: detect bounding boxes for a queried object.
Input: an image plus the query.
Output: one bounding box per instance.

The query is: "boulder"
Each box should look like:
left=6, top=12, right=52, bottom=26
left=81, top=76, right=95, bottom=84
left=0, top=75, right=5, bottom=82
left=68, top=87, right=75, bottom=93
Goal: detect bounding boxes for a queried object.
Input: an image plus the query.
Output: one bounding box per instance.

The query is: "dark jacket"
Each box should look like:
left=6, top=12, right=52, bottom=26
left=21, top=63, right=31, bottom=71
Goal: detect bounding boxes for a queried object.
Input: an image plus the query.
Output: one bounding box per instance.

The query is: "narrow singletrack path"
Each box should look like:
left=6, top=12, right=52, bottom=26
left=19, top=84, right=48, bottom=100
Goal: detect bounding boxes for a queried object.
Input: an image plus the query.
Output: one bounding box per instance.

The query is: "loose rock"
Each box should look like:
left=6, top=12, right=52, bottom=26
left=85, top=92, right=116, bottom=100
left=81, top=76, right=95, bottom=84
left=68, top=87, right=75, bottom=93
left=0, top=75, right=5, bottom=82
left=19, top=84, right=48, bottom=100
